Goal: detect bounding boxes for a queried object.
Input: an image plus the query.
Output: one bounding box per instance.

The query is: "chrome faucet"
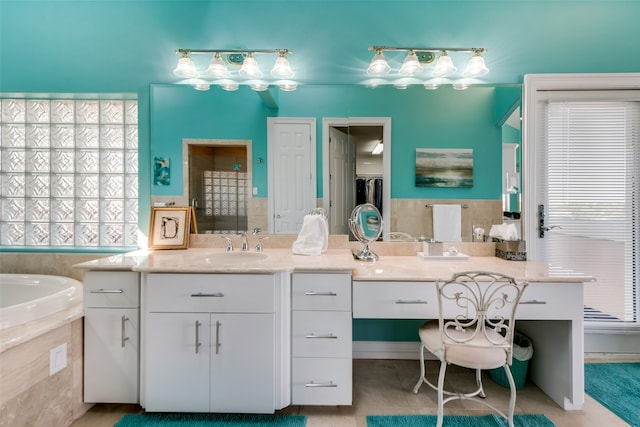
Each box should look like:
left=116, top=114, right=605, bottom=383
left=255, top=236, right=269, bottom=253
left=239, top=232, right=249, bottom=252
left=221, top=236, right=233, bottom=252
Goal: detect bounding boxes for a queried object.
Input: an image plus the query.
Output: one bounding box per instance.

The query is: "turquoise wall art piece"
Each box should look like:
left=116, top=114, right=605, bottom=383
left=153, top=157, right=170, bottom=186
left=415, top=148, right=474, bottom=188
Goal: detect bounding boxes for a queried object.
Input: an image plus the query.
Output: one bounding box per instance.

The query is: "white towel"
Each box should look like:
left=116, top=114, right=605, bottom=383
left=432, top=204, right=462, bottom=242
left=291, top=214, right=329, bottom=256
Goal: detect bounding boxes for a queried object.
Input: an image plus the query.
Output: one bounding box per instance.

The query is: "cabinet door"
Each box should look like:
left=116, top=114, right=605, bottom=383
left=210, top=313, right=275, bottom=413
left=84, top=307, right=139, bottom=403
left=145, top=313, right=210, bottom=412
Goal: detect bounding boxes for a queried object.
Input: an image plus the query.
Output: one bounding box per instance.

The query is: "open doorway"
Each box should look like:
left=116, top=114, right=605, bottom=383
left=182, top=139, right=252, bottom=234
left=322, top=118, right=391, bottom=239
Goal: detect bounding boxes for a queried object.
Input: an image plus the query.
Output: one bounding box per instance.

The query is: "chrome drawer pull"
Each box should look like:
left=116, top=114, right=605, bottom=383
left=121, top=316, right=129, bottom=348
left=520, top=299, right=547, bottom=305
left=305, top=333, right=338, bottom=339
left=304, top=291, right=337, bottom=296
left=395, top=299, right=428, bottom=304
left=190, top=292, right=224, bottom=298
left=215, top=321, right=221, bottom=354
left=305, top=381, right=337, bottom=388
left=194, top=320, right=201, bottom=354
left=90, top=288, right=124, bottom=294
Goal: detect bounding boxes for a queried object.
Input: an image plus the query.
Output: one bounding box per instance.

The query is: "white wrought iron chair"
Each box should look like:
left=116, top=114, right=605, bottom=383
left=412, top=271, right=528, bottom=427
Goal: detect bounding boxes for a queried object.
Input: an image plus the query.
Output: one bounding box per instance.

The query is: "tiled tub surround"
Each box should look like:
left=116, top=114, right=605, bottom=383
left=0, top=319, right=89, bottom=427
left=0, top=254, right=105, bottom=427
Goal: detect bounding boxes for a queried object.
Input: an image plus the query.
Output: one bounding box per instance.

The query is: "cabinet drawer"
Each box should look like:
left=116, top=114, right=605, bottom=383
left=292, top=311, right=352, bottom=358
left=292, top=273, right=351, bottom=311
left=145, top=273, right=275, bottom=313
left=516, top=283, right=582, bottom=320
left=292, top=357, right=352, bottom=405
left=353, top=281, right=437, bottom=319
left=84, top=271, right=140, bottom=308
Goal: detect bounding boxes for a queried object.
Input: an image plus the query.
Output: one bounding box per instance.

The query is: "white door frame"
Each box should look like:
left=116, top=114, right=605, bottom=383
left=267, top=117, right=316, bottom=234
left=523, top=73, right=640, bottom=260
left=322, top=117, right=391, bottom=239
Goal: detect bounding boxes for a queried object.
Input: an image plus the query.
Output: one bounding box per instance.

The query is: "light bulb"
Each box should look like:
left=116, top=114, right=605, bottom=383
left=206, top=53, right=230, bottom=78
left=173, top=55, right=198, bottom=78
left=271, top=54, right=294, bottom=79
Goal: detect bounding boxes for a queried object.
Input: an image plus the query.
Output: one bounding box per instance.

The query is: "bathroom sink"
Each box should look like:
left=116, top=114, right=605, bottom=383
left=200, top=252, right=268, bottom=266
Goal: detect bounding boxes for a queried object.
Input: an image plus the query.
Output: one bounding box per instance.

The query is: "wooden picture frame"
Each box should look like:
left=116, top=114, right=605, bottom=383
left=148, top=207, right=191, bottom=249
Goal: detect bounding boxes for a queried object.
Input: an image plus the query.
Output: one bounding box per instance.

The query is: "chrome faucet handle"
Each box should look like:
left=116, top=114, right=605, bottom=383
left=221, top=236, right=233, bottom=252
left=255, top=236, right=269, bottom=253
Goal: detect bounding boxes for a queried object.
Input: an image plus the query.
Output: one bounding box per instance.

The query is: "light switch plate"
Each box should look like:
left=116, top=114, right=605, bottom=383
left=49, top=343, right=67, bottom=376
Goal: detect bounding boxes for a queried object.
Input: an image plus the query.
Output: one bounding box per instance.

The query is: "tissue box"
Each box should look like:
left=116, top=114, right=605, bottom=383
left=495, top=240, right=527, bottom=261
left=422, top=241, right=443, bottom=256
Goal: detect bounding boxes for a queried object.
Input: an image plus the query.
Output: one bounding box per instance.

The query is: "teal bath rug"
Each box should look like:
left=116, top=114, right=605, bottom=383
left=366, top=414, right=556, bottom=427
left=585, top=362, right=640, bottom=427
left=114, top=413, right=306, bottom=427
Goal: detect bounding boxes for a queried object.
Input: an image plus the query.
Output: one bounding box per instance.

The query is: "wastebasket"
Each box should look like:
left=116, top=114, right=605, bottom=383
left=489, top=331, right=533, bottom=389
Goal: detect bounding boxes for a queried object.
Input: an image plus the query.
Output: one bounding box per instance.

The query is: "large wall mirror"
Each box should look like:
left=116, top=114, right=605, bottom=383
left=150, top=83, right=522, bottom=241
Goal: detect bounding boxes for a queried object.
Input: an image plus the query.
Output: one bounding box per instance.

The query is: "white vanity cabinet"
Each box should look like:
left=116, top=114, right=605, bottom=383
left=142, top=273, right=286, bottom=414
left=83, top=271, right=140, bottom=403
left=291, top=272, right=352, bottom=405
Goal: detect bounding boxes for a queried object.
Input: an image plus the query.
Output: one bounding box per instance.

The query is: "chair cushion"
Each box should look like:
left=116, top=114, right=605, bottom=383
left=419, top=320, right=509, bottom=370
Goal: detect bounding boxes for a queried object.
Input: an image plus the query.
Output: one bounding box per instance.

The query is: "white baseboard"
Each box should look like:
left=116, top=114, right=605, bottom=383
left=352, top=341, right=437, bottom=360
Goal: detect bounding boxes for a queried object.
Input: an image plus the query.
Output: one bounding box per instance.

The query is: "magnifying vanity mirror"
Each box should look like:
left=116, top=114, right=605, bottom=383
left=349, top=203, right=383, bottom=261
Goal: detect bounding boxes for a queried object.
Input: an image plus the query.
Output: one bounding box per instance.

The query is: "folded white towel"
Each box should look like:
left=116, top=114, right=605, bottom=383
left=432, top=204, right=462, bottom=242
left=292, top=214, right=329, bottom=256
left=489, top=223, right=519, bottom=240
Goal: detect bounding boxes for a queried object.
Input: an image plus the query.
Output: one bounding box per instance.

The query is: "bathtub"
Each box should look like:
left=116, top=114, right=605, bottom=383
left=0, top=274, right=83, bottom=351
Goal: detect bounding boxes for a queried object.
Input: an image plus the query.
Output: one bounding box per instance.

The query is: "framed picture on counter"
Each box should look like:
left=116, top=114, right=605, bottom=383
left=148, top=206, right=191, bottom=249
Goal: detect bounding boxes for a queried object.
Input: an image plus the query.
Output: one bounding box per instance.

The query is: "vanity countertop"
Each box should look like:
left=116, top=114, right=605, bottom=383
left=73, top=248, right=594, bottom=282
left=74, top=248, right=357, bottom=273
left=352, top=255, right=594, bottom=283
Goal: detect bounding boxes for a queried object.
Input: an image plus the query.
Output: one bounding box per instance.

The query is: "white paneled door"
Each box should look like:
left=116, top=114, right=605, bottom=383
left=268, top=118, right=316, bottom=234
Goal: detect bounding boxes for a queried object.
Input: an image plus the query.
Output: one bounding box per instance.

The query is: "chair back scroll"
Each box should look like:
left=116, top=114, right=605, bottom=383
left=436, top=271, right=528, bottom=362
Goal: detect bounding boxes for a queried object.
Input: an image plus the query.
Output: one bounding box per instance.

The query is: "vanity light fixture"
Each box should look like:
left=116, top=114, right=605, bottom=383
left=174, top=48, right=296, bottom=91
left=366, top=46, right=489, bottom=89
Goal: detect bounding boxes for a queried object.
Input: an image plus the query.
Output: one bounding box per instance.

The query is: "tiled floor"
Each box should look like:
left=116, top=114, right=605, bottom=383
left=70, top=359, right=629, bottom=427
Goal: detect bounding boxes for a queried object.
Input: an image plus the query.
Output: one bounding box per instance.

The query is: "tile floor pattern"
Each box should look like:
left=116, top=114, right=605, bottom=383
left=70, top=359, right=629, bottom=427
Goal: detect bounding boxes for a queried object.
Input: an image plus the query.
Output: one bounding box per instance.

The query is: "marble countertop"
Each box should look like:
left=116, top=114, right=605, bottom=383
left=73, top=247, right=593, bottom=283
left=352, top=255, right=594, bottom=283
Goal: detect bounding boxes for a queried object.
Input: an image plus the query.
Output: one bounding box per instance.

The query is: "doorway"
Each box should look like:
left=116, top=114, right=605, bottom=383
left=322, top=118, right=391, bottom=239
left=183, top=139, right=252, bottom=234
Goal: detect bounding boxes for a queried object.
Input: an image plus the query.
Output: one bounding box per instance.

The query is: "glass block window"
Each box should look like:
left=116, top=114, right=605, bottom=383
left=0, top=98, right=138, bottom=248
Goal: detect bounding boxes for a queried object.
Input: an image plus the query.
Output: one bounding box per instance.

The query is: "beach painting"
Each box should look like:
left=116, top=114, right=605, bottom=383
left=415, top=148, right=473, bottom=188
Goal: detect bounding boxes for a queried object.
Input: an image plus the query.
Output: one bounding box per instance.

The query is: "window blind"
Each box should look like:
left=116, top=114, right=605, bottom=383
left=542, top=100, right=640, bottom=322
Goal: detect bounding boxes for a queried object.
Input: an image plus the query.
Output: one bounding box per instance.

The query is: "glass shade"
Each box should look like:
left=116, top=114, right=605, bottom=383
left=249, top=80, right=269, bottom=91
left=452, top=79, right=471, bottom=90
left=463, top=53, right=489, bottom=77
left=431, top=52, right=457, bottom=78
left=399, top=51, right=423, bottom=76
left=206, top=53, right=230, bottom=78
left=367, top=50, right=391, bottom=76
left=278, top=80, right=298, bottom=91
left=190, top=78, right=211, bottom=91
left=217, top=79, right=239, bottom=91
left=423, top=79, right=441, bottom=90
left=271, top=55, right=294, bottom=79
left=173, top=56, right=198, bottom=78
left=239, top=54, right=263, bottom=78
